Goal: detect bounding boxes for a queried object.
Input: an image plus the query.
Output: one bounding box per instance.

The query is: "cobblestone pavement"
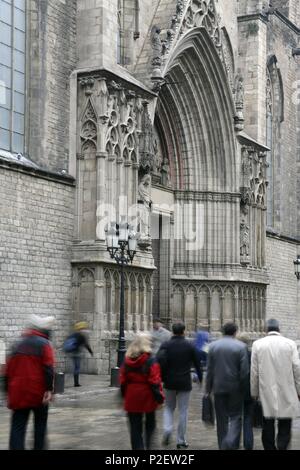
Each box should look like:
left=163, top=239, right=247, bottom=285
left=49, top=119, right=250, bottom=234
left=1, top=374, right=300, bottom=450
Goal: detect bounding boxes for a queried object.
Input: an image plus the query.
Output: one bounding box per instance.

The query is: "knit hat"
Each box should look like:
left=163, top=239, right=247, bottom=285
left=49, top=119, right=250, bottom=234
left=27, top=314, right=55, bottom=331
left=74, top=321, right=88, bottom=331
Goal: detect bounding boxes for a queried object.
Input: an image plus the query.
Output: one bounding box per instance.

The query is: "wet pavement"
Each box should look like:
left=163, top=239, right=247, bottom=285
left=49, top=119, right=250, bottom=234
left=1, top=374, right=300, bottom=450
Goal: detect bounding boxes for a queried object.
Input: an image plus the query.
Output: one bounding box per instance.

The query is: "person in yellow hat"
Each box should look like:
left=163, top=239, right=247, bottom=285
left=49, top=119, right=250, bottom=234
left=63, top=321, right=93, bottom=387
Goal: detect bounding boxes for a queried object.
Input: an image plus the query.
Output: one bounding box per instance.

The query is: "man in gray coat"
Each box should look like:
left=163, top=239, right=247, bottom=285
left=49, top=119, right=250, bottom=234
left=206, top=322, right=249, bottom=450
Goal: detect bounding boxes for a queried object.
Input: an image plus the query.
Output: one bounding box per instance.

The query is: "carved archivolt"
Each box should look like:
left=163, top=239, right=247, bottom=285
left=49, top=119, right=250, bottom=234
left=160, top=0, right=233, bottom=87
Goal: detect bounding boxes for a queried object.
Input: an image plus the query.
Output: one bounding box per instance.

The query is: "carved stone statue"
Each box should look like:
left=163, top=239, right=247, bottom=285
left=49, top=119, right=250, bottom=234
left=161, top=157, right=171, bottom=187
left=138, top=174, right=152, bottom=244
left=150, top=25, right=162, bottom=62
left=235, top=75, right=244, bottom=109
left=240, top=220, right=250, bottom=258
left=234, top=74, right=245, bottom=131
left=138, top=174, right=152, bottom=208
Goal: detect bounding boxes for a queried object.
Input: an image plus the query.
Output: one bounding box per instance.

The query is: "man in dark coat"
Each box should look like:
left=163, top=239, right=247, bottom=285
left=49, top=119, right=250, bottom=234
left=206, top=322, right=249, bottom=450
left=157, top=322, right=202, bottom=449
left=5, top=314, right=55, bottom=450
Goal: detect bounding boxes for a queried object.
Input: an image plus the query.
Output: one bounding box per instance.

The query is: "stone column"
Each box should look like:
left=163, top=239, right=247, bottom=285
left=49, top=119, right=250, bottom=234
left=96, top=152, right=107, bottom=240
left=75, top=153, right=84, bottom=240
left=238, top=15, right=268, bottom=142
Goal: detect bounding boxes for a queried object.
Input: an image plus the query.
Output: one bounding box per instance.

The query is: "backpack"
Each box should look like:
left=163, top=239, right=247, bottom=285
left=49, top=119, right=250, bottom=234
left=63, top=335, right=78, bottom=353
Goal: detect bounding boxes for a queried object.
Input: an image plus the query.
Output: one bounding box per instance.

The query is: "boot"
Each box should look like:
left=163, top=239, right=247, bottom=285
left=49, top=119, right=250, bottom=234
left=74, top=374, right=81, bottom=387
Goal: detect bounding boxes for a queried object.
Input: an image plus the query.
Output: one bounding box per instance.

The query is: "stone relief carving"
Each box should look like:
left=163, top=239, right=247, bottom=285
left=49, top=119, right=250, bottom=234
left=80, top=99, right=97, bottom=153
left=240, top=143, right=268, bottom=266
left=78, top=74, right=154, bottom=243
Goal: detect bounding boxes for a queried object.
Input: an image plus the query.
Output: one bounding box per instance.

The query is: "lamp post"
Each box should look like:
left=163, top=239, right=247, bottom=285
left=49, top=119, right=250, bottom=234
left=105, top=221, right=137, bottom=386
left=294, top=255, right=300, bottom=280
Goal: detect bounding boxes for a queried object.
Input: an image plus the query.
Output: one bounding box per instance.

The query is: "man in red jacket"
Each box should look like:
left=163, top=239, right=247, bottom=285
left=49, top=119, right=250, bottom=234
left=5, top=314, right=55, bottom=450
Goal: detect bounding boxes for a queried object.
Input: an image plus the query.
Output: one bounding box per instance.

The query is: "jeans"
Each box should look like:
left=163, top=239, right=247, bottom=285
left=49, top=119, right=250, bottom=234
left=262, top=418, right=292, bottom=450
left=214, top=393, right=243, bottom=450
left=163, top=389, right=190, bottom=445
left=128, top=412, right=156, bottom=450
left=72, top=356, right=81, bottom=375
left=9, top=405, right=49, bottom=450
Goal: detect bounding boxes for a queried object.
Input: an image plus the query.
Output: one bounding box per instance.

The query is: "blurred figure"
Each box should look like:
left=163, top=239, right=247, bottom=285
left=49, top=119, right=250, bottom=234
left=206, top=322, right=249, bottom=450
left=64, top=321, right=93, bottom=387
left=119, top=333, right=164, bottom=450
left=251, top=319, right=300, bottom=450
left=151, top=318, right=171, bottom=356
left=237, top=332, right=254, bottom=450
left=195, top=329, right=210, bottom=368
left=157, top=322, right=202, bottom=449
left=5, top=314, right=55, bottom=450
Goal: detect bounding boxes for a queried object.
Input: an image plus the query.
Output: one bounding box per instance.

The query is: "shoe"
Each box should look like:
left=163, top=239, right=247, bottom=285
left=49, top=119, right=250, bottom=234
left=177, top=443, right=189, bottom=449
left=162, top=433, right=171, bottom=446
left=74, top=384, right=81, bottom=387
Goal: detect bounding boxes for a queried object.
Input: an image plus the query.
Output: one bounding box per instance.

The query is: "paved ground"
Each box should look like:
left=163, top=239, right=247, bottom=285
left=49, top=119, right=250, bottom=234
left=1, top=374, right=300, bottom=450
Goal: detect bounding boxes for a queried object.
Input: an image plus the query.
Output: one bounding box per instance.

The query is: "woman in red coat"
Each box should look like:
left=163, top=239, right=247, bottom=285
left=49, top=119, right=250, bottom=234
left=120, top=333, right=164, bottom=450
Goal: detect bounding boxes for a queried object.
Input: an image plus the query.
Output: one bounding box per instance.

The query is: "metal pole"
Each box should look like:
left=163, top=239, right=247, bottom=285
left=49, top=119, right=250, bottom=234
left=117, top=250, right=126, bottom=367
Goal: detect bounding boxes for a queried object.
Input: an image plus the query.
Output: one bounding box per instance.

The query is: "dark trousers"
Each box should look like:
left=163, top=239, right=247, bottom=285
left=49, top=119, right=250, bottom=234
left=262, top=418, right=292, bottom=450
left=72, top=356, right=81, bottom=374
left=128, top=412, right=156, bottom=450
left=9, top=405, right=49, bottom=450
left=243, top=401, right=254, bottom=450
left=214, top=393, right=243, bottom=450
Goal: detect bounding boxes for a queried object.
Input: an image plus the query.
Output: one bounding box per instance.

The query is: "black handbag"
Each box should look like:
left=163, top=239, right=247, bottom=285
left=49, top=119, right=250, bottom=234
left=202, top=394, right=215, bottom=425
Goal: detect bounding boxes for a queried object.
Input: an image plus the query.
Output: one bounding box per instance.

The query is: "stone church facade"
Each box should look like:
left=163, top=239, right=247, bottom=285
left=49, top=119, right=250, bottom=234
left=0, top=0, right=299, bottom=373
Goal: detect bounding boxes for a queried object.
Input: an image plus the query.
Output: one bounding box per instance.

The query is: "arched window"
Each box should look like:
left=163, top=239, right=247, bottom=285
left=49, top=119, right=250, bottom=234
left=0, top=0, right=26, bottom=153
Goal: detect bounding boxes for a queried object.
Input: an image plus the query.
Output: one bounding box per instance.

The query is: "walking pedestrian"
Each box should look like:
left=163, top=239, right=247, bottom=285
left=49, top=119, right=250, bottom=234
left=251, top=318, right=300, bottom=450
left=151, top=318, right=171, bottom=356
left=5, top=314, right=55, bottom=450
left=119, top=333, right=164, bottom=450
left=157, top=322, right=202, bottom=449
left=64, top=321, right=93, bottom=387
left=205, top=322, right=249, bottom=450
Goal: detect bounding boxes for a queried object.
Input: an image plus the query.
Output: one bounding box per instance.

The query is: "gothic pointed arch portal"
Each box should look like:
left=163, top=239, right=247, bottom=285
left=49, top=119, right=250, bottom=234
left=158, top=27, right=237, bottom=193
left=152, top=27, right=245, bottom=330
